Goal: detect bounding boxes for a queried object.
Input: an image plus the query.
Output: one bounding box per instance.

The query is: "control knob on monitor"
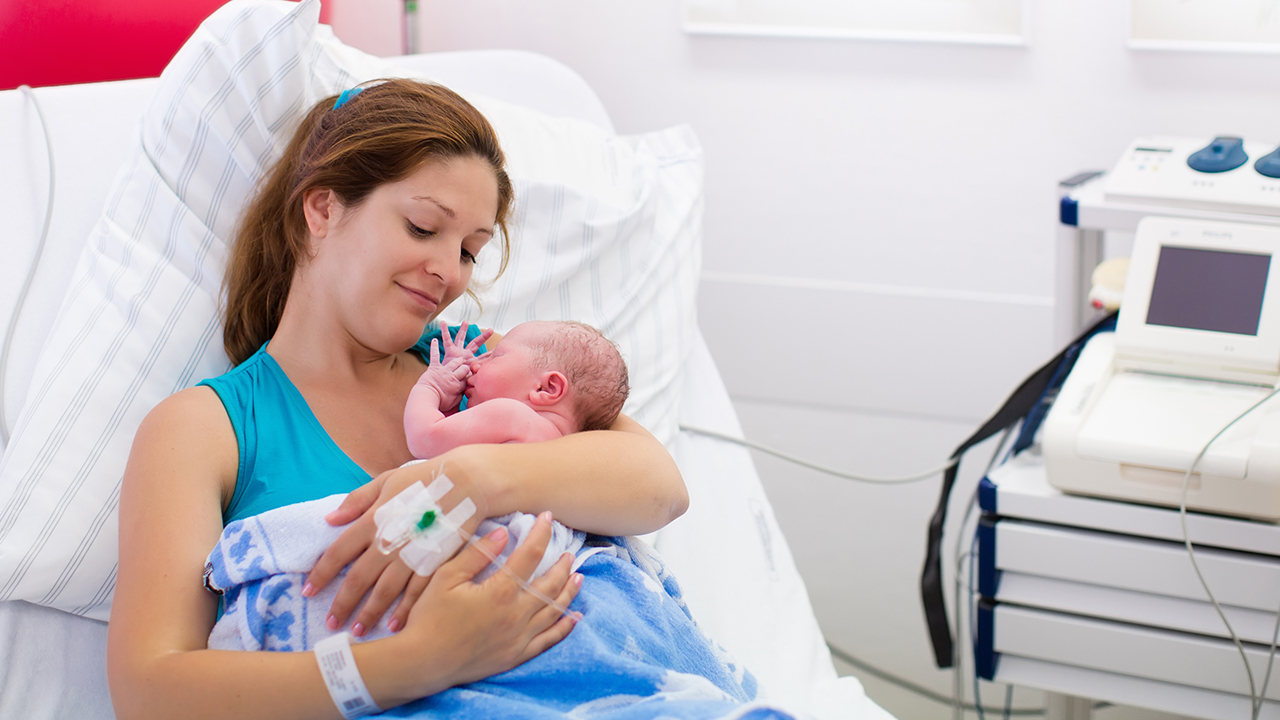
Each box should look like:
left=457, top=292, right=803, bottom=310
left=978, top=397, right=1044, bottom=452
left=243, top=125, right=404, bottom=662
left=1187, top=136, right=1248, bottom=173
left=1256, top=146, right=1280, bottom=179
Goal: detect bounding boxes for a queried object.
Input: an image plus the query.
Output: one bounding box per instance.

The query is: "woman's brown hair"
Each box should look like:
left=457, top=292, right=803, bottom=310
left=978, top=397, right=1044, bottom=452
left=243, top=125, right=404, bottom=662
left=222, top=79, right=513, bottom=365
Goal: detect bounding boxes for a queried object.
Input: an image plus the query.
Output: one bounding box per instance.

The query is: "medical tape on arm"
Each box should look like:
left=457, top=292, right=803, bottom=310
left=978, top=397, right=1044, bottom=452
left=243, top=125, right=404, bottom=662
left=373, top=473, right=580, bottom=623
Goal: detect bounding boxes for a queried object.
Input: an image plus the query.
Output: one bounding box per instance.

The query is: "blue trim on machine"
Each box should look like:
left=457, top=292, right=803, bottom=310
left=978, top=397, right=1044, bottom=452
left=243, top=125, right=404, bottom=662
left=1060, top=195, right=1079, bottom=226
left=978, top=476, right=998, bottom=514
left=975, top=598, right=999, bottom=680
left=978, top=515, right=1000, bottom=597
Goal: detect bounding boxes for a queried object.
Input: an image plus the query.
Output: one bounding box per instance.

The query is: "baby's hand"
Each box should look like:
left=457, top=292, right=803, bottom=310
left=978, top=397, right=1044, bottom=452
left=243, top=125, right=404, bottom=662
left=439, top=320, right=494, bottom=367
left=417, top=338, right=471, bottom=411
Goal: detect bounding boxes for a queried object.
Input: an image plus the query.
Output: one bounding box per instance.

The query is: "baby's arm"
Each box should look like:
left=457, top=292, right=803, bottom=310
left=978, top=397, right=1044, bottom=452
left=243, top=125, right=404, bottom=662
left=407, top=398, right=563, bottom=458
left=405, top=339, right=471, bottom=458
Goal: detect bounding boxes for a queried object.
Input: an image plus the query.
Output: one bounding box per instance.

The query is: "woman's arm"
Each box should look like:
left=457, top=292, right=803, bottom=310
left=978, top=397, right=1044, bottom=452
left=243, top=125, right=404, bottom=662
left=309, top=412, right=688, bottom=633
left=108, top=387, right=345, bottom=719
left=468, top=412, right=689, bottom=534
left=339, top=411, right=686, bottom=536
left=108, top=388, right=580, bottom=720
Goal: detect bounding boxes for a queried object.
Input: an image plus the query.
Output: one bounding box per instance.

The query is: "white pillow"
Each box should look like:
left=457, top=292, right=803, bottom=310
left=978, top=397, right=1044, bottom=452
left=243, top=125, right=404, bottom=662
left=439, top=124, right=702, bottom=443
left=0, top=0, right=702, bottom=620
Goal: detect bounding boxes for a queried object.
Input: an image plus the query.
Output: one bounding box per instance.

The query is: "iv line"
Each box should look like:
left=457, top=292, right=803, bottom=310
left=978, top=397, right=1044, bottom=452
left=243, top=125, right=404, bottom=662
left=379, top=466, right=580, bottom=624
left=453, top=518, right=579, bottom=622
left=679, top=424, right=957, bottom=483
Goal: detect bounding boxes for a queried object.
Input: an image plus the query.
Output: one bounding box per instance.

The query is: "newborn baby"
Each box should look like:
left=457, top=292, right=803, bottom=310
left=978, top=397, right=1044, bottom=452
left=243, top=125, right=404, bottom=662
left=405, top=320, right=630, bottom=459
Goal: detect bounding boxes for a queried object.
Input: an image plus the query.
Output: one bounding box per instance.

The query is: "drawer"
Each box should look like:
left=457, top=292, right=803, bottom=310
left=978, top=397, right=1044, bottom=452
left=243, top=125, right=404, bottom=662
left=979, top=517, right=1280, bottom=613
left=981, top=604, right=1280, bottom=701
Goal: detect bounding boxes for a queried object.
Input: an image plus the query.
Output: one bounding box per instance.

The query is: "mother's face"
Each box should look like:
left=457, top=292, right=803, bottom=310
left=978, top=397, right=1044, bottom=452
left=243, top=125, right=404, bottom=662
left=304, top=156, right=499, bottom=354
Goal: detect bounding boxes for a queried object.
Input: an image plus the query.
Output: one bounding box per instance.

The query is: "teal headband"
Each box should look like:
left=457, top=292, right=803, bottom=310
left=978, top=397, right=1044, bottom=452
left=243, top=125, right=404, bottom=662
left=333, top=87, right=364, bottom=109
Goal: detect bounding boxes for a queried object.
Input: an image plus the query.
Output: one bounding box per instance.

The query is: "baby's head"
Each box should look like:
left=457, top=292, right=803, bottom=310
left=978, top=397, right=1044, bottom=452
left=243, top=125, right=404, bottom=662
left=465, top=321, right=629, bottom=432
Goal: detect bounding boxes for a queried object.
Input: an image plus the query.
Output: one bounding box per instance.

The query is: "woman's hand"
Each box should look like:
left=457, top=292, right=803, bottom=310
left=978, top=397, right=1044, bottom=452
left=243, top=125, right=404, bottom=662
left=391, top=512, right=583, bottom=699
left=303, top=457, right=490, bottom=636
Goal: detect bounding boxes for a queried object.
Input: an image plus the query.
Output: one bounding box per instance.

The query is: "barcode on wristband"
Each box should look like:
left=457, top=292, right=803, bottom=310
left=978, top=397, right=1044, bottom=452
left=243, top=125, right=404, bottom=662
left=314, top=633, right=379, bottom=719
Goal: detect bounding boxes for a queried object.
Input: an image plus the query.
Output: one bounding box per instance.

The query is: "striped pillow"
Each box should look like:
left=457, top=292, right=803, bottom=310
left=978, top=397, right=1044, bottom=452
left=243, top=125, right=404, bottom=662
left=0, top=0, right=702, bottom=620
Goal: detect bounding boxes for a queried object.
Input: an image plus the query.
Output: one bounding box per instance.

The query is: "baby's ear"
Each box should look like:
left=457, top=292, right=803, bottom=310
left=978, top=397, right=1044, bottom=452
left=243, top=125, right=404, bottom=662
left=529, top=371, right=568, bottom=405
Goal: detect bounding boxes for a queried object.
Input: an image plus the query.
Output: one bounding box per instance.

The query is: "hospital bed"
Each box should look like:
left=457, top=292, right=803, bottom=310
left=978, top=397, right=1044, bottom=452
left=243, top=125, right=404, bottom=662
left=0, top=1, right=892, bottom=718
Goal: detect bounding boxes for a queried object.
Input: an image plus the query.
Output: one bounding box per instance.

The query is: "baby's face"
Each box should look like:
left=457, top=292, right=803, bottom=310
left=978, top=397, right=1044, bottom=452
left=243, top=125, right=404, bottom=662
left=464, top=323, right=553, bottom=405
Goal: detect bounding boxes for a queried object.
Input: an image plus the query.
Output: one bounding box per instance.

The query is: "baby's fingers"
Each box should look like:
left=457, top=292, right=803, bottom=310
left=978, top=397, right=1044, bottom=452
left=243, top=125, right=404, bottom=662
left=467, top=328, right=495, bottom=354
left=439, top=320, right=467, bottom=354
left=450, top=321, right=470, bottom=348
left=452, top=362, right=472, bottom=381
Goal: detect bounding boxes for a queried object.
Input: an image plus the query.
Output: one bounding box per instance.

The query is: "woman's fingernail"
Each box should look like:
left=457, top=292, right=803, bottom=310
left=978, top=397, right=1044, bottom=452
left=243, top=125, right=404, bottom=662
left=301, top=582, right=315, bottom=597
left=326, top=614, right=339, bottom=630
left=539, top=510, right=553, bottom=522
left=486, top=527, right=507, bottom=542
left=572, top=573, right=584, bottom=588
left=388, top=618, right=402, bottom=633
left=352, top=622, right=366, bottom=637
left=573, top=611, right=584, bottom=622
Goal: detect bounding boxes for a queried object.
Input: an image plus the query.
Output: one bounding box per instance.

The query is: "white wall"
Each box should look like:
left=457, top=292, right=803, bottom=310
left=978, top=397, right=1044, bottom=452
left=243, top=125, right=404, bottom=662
left=331, top=3, right=1280, bottom=718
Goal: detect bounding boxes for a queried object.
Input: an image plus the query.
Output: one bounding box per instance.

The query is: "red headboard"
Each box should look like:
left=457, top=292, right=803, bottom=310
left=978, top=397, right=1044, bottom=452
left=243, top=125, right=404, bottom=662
left=0, top=0, right=330, bottom=91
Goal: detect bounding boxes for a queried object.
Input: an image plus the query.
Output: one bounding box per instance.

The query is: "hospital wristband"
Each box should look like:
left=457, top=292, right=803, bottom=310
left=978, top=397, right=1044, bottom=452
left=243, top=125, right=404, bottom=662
left=314, top=632, right=381, bottom=719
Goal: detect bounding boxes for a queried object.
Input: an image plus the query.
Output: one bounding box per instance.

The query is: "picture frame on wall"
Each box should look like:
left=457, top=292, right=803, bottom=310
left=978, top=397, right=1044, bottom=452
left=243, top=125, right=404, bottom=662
left=1130, top=0, right=1280, bottom=53
left=682, top=0, right=1027, bottom=47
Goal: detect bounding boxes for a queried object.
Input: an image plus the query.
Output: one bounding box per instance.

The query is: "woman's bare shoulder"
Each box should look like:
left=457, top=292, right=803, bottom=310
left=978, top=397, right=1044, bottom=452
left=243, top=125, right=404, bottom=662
left=132, top=386, right=239, bottom=499
left=142, top=385, right=232, bottom=436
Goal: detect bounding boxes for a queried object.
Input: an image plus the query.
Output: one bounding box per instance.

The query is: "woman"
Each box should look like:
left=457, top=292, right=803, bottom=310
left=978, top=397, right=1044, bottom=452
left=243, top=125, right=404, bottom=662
left=106, top=79, right=688, bottom=719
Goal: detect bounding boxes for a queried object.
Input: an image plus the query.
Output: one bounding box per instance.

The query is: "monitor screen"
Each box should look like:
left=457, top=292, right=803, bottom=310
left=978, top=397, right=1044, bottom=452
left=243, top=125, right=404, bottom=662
left=1146, top=246, right=1271, bottom=336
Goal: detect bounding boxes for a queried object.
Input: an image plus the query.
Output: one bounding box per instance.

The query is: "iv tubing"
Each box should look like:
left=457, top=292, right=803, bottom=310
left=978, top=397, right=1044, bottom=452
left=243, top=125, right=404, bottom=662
left=454, top=520, right=579, bottom=622
left=679, top=424, right=957, bottom=483
left=383, top=474, right=579, bottom=624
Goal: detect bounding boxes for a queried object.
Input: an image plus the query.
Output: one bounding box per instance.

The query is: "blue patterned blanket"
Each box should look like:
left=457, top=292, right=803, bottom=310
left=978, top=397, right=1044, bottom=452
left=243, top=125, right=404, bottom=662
left=204, top=495, right=798, bottom=719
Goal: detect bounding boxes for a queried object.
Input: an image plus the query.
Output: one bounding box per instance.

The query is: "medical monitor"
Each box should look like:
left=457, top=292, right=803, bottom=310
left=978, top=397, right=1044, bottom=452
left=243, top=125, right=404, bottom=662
left=1115, top=216, right=1280, bottom=379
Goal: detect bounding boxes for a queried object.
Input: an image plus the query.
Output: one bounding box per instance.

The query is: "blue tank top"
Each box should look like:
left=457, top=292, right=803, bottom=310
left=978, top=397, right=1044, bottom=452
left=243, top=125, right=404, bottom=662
left=200, top=324, right=484, bottom=525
